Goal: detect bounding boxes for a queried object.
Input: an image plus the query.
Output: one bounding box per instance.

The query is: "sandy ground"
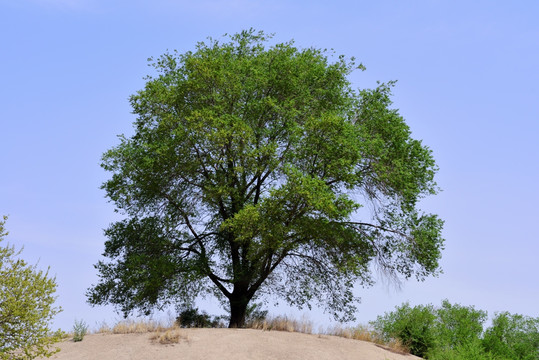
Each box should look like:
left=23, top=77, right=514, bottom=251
left=39, top=328, right=421, bottom=360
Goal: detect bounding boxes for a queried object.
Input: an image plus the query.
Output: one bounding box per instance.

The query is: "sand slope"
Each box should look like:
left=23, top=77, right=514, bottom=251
left=40, top=328, right=421, bottom=360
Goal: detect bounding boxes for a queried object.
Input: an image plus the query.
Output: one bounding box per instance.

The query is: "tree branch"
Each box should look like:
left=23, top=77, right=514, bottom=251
left=339, top=221, right=410, bottom=239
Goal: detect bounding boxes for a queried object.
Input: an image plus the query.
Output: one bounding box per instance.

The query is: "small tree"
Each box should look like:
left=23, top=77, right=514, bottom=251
left=371, top=302, right=437, bottom=357
left=87, top=29, right=444, bottom=328
left=435, top=300, right=488, bottom=350
left=0, top=216, right=63, bottom=360
left=483, top=312, right=539, bottom=360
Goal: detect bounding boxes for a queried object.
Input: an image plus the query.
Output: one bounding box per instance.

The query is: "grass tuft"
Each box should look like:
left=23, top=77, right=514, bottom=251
left=149, top=327, right=188, bottom=344
left=248, top=315, right=313, bottom=333
left=327, top=324, right=376, bottom=342
left=95, top=319, right=169, bottom=334
left=326, top=324, right=409, bottom=354
left=72, top=319, right=89, bottom=342
left=94, top=320, right=112, bottom=334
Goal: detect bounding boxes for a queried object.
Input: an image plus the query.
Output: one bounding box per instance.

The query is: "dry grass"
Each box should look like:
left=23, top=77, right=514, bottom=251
left=248, top=315, right=313, bottom=334
left=328, top=324, right=377, bottom=342
left=326, top=324, right=409, bottom=355
left=90, top=315, right=409, bottom=354
left=247, top=317, right=409, bottom=355
left=149, top=327, right=188, bottom=345
left=112, top=319, right=168, bottom=334
left=380, top=338, right=410, bottom=355
left=94, top=320, right=112, bottom=334
left=94, top=318, right=174, bottom=335
left=93, top=318, right=188, bottom=345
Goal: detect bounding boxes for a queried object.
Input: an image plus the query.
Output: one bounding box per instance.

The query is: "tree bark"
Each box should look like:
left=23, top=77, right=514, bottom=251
left=228, top=296, right=249, bottom=328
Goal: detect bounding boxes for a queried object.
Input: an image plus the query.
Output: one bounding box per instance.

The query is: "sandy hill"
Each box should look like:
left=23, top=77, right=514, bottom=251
left=39, top=328, right=421, bottom=360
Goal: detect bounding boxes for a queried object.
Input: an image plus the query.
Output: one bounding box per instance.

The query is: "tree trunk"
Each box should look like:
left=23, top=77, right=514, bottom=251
left=228, top=297, right=249, bottom=328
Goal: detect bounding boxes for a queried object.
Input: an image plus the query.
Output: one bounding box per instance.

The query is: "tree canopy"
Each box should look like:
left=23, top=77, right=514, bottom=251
left=87, top=29, right=444, bottom=328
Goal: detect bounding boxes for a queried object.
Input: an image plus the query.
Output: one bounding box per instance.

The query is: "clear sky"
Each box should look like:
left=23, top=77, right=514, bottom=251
left=1, top=0, right=538, bottom=332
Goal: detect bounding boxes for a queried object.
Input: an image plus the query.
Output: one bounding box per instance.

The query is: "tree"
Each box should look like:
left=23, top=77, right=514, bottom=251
left=482, top=312, right=539, bottom=360
left=371, top=302, right=438, bottom=357
left=434, top=300, right=487, bottom=350
left=0, top=216, right=63, bottom=359
left=87, top=29, right=444, bottom=328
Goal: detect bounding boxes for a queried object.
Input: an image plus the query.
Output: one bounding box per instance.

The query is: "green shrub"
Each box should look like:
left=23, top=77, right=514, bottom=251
left=482, top=312, right=539, bottom=360
left=435, top=300, right=488, bottom=350
left=0, top=216, right=63, bottom=360
left=429, top=338, right=498, bottom=360
left=176, top=308, right=221, bottom=328
left=72, top=319, right=89, bottom=342
left=371, top=300, right=491, bottom=359
left=372, top=300, right=539, bottom=359
left=371, top=302, right=437, bottom=358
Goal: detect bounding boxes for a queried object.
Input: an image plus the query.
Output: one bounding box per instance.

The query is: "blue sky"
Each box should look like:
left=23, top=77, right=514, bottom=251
left=1, top=0, right=538, bottom=331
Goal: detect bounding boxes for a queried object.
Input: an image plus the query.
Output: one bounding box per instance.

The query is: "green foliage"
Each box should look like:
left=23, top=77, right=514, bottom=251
left=244, top=302, right=268, bottom=325
left=87, top=29, right=444, bottom=327
left=371, top=302, right=437, bottom=358
left=435, top=300, right=488, bottom=350
left=482, top=312, right=539, bottom=360
left=0, top=216, right=63, bottom=360
left=370, top=300, right=487, bottom=358
left=428, top=338, right=498, bottom=360
left=372, top=300, right=539, bottom=360
left=72, top=319, right=89, bottom=342
left=176, top=308, right=222, bottom=328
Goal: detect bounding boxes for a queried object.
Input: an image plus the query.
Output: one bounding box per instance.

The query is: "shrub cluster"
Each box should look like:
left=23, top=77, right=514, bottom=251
left=176, top=308, right=224, bottom=328
left=371, top=300, right=539, bottom=359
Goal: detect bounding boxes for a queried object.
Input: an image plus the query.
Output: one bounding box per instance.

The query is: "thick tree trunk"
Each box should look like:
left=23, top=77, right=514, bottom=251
left=228, top=297, right=249, bottom=328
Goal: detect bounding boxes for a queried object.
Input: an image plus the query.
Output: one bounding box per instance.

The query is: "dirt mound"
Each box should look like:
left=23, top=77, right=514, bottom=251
left=40, top=328, right=421, bottom=360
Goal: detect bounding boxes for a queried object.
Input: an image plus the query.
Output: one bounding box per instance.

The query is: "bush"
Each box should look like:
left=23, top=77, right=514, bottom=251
left=372, top=300, right=539, bottom=359
left=176, top=308, right=222, bottom=328
left=371, top=300, right=490, bottom=359
left=429, top=338, right=498, bottom=360
left=482, top=312, right=539, bottom=360
left=435, top=300, right=488, bottom=350
left=371, top=302, right=437, bottom=357
left=0, top=216, right=63, bottom=359
left=72, top=319, right=89, bottom=342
